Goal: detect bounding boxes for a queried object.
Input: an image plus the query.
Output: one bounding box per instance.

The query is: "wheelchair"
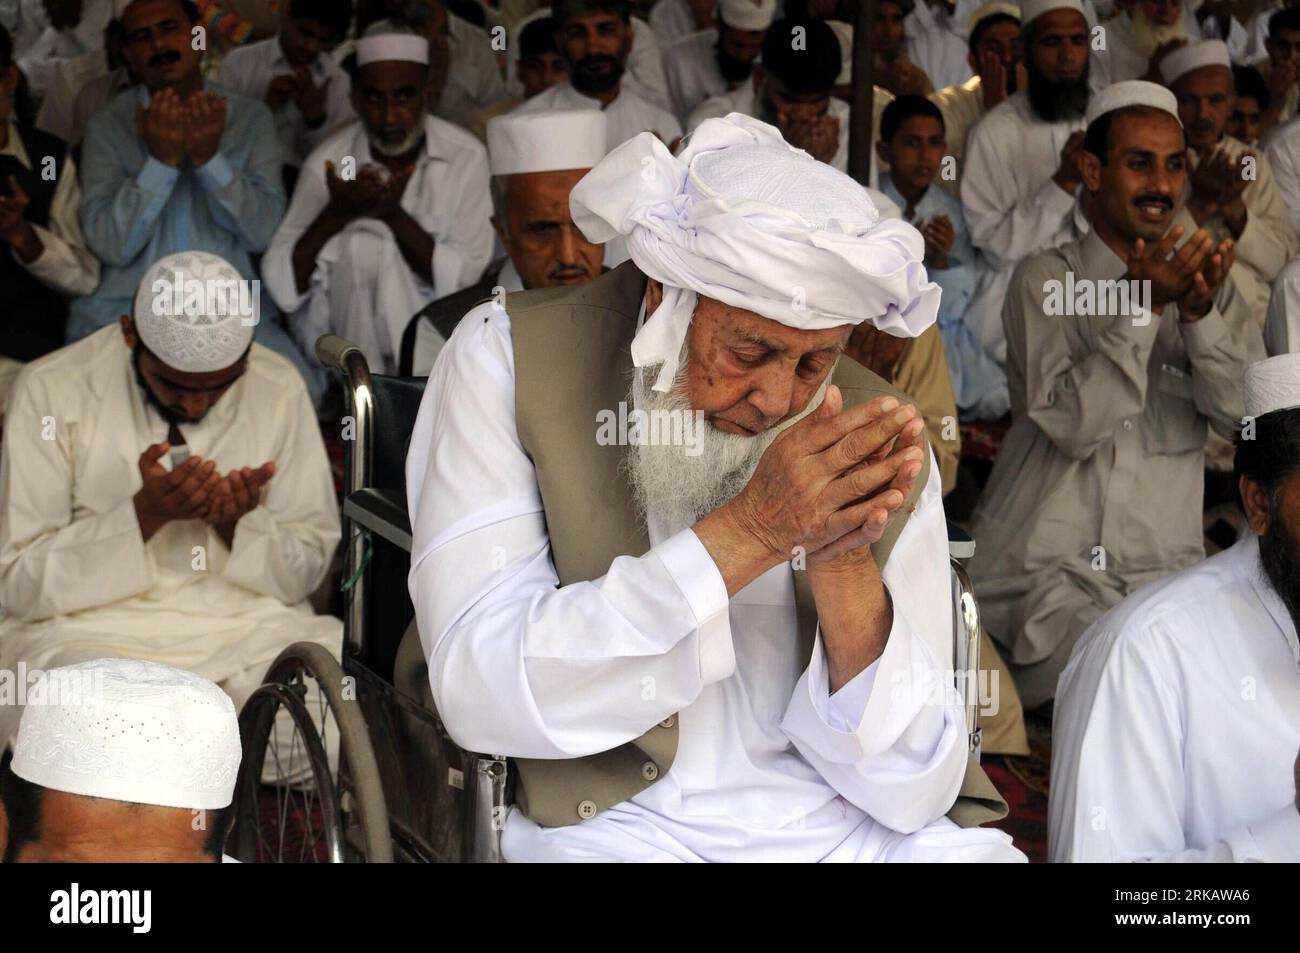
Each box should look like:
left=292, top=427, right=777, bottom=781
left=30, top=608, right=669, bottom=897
left=226, top=335, right=986, bottom=863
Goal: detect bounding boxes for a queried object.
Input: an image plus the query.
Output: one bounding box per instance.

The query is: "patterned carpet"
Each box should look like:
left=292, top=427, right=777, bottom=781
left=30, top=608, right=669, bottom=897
left=985, top=709, right=1053, bottom=863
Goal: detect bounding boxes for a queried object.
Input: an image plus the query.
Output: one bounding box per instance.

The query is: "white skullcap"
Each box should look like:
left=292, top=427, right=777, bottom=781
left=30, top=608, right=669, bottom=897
left=1159, top=39, right=1232, bottom=85
left=1020, top=0, right=1085, bottom=25
left=827, top=20, right=853, bottom=85
left=1085, top=79, right=1181, bottom=126
left=1245, top=354, right=1300, bottom=418
left=969, top=1, right=1021, bottom=31
left=719, top=0, right=778, bottom=31
left=11, top=659, right=241, bottom=811
left=357, top=23, right=430, bottom=67
left=488, top=110, right=608, bottom=175
left=570, top=113, right=940, bottom=392
left=133, top=251, right=256, bottom=373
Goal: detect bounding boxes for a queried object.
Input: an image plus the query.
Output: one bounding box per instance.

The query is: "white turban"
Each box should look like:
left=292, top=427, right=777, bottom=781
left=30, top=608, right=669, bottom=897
left=1159, top=39, right=1232, bottom=86
left=488, top=110, right=608, bottom=175
left=357, top=24, right=430, bottom=67
left=969, top=1, right=1021, bottom=31
left=719, top=0, right=778, bottom=31
left=1245, top=353, right=1300, bottom=418
left=11, top=659, right=242, bottom=811
left=1085, top=79, right=1181, bottom=126
left=569, top=114, right=940, bottom=391
left=1020, top=0, right=1085, bottom=25
left=133, top=251, right=257, bottom=373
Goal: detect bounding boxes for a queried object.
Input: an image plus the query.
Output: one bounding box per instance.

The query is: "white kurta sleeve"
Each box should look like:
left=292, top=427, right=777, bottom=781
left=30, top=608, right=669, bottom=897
left=261, top=143, right=331, bottom=314
left=17, top=154, right=100, bottom=298
left=220, top=370, right=341, bottom=604
left=0, top=369, right=153, bottom=621
left=406, top=305, right=737, bottom=760
left=779, top=459, right=969, bottom=834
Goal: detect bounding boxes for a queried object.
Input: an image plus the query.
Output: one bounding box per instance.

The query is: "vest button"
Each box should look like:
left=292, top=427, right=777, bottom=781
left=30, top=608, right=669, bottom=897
left=641, top=761, right=659, bottom=782
left=577, top=799, right=598, bottom=820
left=658, top=715, right=676, bottom=729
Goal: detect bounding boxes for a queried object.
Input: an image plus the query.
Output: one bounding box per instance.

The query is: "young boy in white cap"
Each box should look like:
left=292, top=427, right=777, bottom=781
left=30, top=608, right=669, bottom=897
left=262, top=23, right=493, bottom=376
left=662, top=0, right=775, bottom=121
left=0, top=250, right=341, bottom=749
left=0, top=658, right=242, bottom=862
left=405, top=108, right=609, bottom=375
left=1051, top=352, right=1300, bottom=863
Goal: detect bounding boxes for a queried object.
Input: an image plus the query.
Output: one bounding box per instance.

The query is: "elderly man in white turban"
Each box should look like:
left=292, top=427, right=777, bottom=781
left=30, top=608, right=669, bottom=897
left=959, top=0, right=1092, bottom=422
left=1088, top=0, right=1199, bottom=91
left=662, top=0, right=774, bottom=121
left=262, top=26, right=493, bottom=376
left=970, top=81, right=1256, bottom=709
left=1162, top=40, right=1297, bottom=329
left=0, top=659, right=241, bottom=863
left=405, top=114, right=1023, bottom=863
left=404, top=109, right=609, bottom=375
left=1051, top=353, right=1300, bottom=863
left=0, top=251, right=342, bottom=748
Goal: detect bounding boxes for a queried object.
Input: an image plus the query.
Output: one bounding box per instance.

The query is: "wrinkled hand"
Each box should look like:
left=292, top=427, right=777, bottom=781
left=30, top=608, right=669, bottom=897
left=136, top=88, right=187, bottom=167
left=0, top=175, right=30, bottom=241
left=325, top=161, right=390, bottom=219
left=1052, top=130, right=1086, bottom=193
left=204, top=462, right=276, bottom=530
left=373, top=164, right=413, bottom=222
left=1177, top=237, right=1234, bottom=321
left=978, top=50, right=1009, bottom=108
left=1189, top=144, right=1232, bottom=208
left=893, top=59, right=929, bottom=96
left=1126, top=224, right=1214, bottom=311
left=134, top=444, right=224, bottom=538
left=921, top=214, right=955, bottom=268
left=182, top=90, right=228, bottom=167
left=726, top=389, right=926, bottom=564
left=292, top=67, right=330, bottom=124
left=782, top=113, right=840, bottom=164
left=266, top=73, right=299, bottom=111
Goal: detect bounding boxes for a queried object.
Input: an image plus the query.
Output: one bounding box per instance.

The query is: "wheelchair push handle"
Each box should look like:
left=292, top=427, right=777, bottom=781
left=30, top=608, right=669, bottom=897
left=316, top=334, right=364, bottom=372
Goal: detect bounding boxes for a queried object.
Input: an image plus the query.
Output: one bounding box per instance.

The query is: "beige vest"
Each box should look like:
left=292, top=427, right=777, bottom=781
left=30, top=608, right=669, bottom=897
left=502, top=262, right=1007, bottom=829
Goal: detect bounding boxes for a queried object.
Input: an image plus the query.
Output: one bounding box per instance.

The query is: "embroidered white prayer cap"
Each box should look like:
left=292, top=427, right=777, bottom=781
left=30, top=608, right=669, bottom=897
left=569, top=113, right=940, bottom=392
left=719, top=0, right=778, bottom=31
left=1159, top=39, right=1232, bottom=85
left=969, top=1, right=1022, bottom=31
left=488, top=110, right=608, bottom=175
left=1020, top=0, right=1085, bottom=25
left=132, top=251, right=256, bottom=373
left=1085, top=79, right=1181, bottom=126
left=1245, top=354, right=1300, bottom=418
left=357, top=22, right=431, bottom=67
left=10, top=659, right=241, bottom=811
left=827, top=20, right=853, bottom=85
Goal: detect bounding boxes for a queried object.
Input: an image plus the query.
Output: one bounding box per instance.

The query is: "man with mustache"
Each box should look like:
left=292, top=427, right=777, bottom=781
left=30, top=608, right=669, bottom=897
left=70, top=0, right=324, bottom=403
left=0, top=251, right=342, bottom=749
left=662, top=0, right=773, bottom=121
left=403, top=109, right=608, bottom=375
left=1089, top=0, right=1195, bottom=90
left=262, top=26, right=493, bottom=376
left=970, top=81, right=1257, bottom=709
left=511, top=0, right=681, bottom=152
left=1051, top=352, right=1300, bottom=862
left=404, top=114, right=1023, bottom=862
left=1163, top=40, right=1296, bottom=327
left=961, top=0, right=1092, bottom=422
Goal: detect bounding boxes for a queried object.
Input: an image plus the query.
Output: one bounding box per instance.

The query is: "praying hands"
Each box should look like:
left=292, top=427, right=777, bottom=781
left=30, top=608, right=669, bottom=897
left=135, top=88, right=230, bottom=169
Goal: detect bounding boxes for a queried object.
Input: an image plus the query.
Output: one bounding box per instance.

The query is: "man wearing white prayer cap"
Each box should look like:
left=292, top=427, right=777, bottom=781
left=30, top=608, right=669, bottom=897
left=510, top=0, right=682, bottom=152
left=1088, top=0, right=1200, bottom=91
left=960, top=0, right=1092, bottom=423
left=12, top=0, right=112, bottom=102
left=0, top=659, right=241, bottom=862
left=971, top=80, right=1258, bottom=709
left=405, top=113, right=1025, bottom=862
left=262, top=22, right=494, bottom=376
left=661, top=0, right=774, bottom=120
left=1161, top=39, right=1297, bottom=329
left=402, top=109, right=609, bottom=374
left=0, top=250, right=342, bottom=751
left=1052, top=352, right=1300, bottom=862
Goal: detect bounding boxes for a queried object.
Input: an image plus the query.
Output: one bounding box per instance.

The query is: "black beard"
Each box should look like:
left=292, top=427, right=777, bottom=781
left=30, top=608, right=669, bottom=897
left=570, top=54, right=625, bottom=96
left=133, top=345, right=200, bottom=426
left=1259, top=504, right=1300, bottom=634
left=1025, top=58, right=1089, bottom=123
left=715, top=38, right=754, bottom=84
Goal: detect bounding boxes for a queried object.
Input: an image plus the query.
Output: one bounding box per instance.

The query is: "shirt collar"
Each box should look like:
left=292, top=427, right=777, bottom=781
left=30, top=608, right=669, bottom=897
left=1076, top=226, right=1128, bottom=281
left=498, top=258, right=524, bottom=292
left=356, top=115, right=449, bottom=166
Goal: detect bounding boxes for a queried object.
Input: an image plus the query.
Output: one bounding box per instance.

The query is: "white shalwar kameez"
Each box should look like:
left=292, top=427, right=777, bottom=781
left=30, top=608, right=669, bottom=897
left=261, top=116, right=494, bottom=375
left=405, top=301, right=1025, bottom=863
left=1050, top=534, right=1300, bottom=862
left=0, top=327, right=342, bottom=745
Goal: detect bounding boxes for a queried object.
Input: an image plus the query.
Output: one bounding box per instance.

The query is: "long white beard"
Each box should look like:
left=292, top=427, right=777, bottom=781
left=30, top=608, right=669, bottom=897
left=369, top=126, right=426, bottom=157
left=624, top=354, right=828, bottom=538
left=1130, top=9, right=1187, bottom=59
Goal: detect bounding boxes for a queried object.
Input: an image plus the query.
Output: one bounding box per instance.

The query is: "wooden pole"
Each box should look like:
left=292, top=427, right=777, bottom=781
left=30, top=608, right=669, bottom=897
left=848, top=0, right=876, bottom=187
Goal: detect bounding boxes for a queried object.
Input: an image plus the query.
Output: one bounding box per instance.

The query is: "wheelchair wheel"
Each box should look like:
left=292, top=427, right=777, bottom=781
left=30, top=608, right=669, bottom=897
left=228, top=642, right=393, bottom=863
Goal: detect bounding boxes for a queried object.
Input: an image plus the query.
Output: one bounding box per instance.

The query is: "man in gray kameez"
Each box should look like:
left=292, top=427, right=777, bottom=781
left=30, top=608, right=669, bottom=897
left=969, top=80, right=1262, bottom=708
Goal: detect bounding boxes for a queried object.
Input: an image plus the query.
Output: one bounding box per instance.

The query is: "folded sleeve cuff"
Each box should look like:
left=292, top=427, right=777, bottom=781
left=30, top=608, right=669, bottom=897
left=136, top=156, right=181, bottom=195
left=660, top=528, right=734, bottom=684
left=1178, top=305, right=1228, bottom=356
left=195, top=152, right=235, bottom=192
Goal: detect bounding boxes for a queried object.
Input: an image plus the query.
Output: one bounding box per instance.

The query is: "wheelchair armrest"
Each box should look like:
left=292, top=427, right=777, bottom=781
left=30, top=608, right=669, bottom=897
left=344, top=488, right=413, bottom=551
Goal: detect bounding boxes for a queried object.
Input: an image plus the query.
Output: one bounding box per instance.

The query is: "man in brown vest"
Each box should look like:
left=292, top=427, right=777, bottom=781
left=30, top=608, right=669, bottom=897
left=405, top=115, right=1022, bottom=862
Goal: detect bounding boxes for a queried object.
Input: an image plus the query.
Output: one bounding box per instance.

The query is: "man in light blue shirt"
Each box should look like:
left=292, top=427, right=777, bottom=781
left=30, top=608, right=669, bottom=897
left=72, top=0, right=322, bottom=403
left=876, top=94, right=1000, bottom=418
